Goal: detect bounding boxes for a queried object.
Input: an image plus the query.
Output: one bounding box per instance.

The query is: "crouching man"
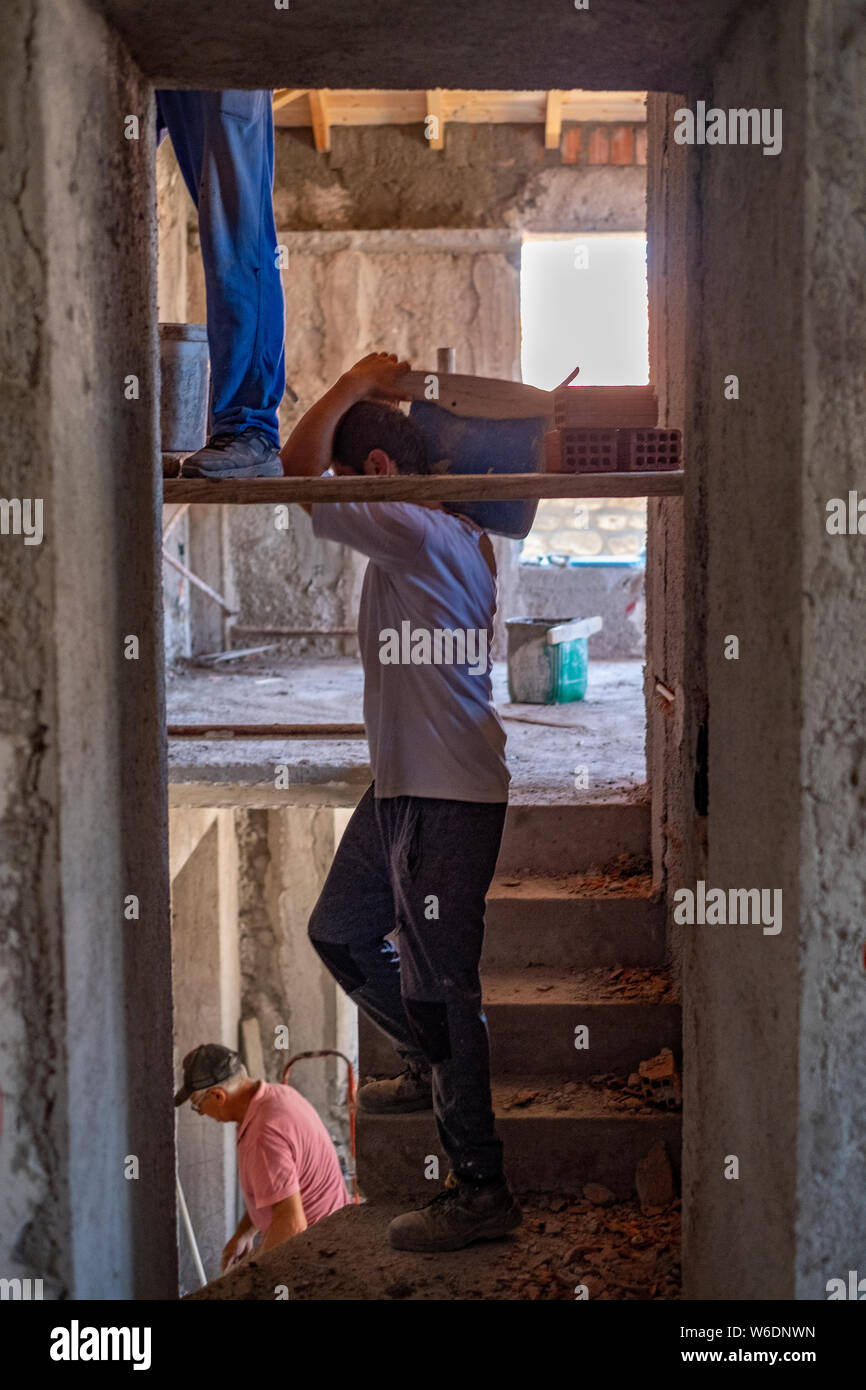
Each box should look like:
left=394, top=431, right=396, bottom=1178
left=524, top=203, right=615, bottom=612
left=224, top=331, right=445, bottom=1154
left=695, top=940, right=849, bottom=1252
left=174, top=1044, right=350, bottom=1271
left=281, top=353, right=522, bottom=1253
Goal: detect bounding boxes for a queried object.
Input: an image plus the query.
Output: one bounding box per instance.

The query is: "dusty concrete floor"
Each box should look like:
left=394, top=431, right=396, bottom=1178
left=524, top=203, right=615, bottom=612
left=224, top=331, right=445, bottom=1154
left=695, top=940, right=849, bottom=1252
left=167, top=656, right=646, bottom=805
left=187, top=1191, right=680, bottom=1302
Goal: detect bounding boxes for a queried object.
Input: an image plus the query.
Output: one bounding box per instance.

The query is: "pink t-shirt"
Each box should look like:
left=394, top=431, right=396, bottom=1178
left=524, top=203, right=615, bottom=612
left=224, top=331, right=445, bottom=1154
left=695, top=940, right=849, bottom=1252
left=236, top=1082, right=350, bottom=1231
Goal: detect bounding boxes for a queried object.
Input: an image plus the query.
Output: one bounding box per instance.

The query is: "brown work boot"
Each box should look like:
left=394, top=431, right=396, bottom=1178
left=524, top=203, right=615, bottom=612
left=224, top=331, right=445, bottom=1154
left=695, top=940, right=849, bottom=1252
left=358, top=1064, right=433, bottom=1114
left=388, top=1171, right=522, bottom=1252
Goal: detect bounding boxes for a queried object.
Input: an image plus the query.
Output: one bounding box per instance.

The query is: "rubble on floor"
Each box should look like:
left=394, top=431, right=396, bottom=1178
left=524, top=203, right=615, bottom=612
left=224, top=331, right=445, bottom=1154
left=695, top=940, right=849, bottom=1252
left=187, top=1191, right=680, bottom=1302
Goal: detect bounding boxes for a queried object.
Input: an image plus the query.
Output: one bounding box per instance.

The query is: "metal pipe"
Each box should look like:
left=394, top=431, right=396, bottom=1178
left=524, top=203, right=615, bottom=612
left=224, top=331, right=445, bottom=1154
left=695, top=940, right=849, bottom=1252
left=176, top=1175, right=207, bottom=1288
left=162, top=548, right=236, bottom=614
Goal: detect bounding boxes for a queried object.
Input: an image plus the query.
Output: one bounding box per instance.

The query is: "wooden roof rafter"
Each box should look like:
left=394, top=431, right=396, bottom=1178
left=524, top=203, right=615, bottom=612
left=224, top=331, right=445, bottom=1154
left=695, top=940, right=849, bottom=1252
left=271, top=88, right=647, bottom=153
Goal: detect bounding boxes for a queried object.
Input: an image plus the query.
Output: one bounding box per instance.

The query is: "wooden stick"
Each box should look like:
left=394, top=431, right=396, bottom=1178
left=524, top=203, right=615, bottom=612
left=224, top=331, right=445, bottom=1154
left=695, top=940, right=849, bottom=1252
left=168, top=723, right=367, bottom=740
left=399, top=369, right=554, bottom=419
left=163, top=472, right=683, bottom=505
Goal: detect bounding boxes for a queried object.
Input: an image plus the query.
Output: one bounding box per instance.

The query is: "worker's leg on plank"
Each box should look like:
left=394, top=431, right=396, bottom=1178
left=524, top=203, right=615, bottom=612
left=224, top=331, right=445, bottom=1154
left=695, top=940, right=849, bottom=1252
left=308, top=784, right=433, bottom=1098
left=379, top=793, right=522, bottom=1250
left=155, top=90, right=285, bottom=479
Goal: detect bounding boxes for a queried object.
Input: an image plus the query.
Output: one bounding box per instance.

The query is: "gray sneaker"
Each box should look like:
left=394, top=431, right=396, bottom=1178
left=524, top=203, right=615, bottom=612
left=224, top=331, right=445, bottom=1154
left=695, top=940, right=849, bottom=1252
left=388, top=1171, right=523, bottom=1252
left=180, top=428, right=283, bottom=479
left=358, top=1065, right=433, bottom=1114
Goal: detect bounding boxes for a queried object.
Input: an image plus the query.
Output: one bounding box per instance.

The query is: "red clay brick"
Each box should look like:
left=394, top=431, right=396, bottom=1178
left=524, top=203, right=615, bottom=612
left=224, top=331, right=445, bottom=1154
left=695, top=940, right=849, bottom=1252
left=609, top=125, right=634, bottom=165
left=587, top=127, right=610, bottom=165
left=561, top=127, right=581, bottom=165
left=636, top=126, right=648, bottom=166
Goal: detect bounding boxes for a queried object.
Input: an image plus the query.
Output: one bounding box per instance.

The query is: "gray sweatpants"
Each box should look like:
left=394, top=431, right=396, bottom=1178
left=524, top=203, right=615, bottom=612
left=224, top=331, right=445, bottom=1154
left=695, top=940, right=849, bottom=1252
left=308, top=783, right=507, bottom=1182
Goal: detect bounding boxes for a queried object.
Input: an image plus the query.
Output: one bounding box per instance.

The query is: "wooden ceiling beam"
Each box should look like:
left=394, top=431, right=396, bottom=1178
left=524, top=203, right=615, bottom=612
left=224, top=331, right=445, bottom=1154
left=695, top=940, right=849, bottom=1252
left=272, top=88, right=308, bottom=111
left=545, top=90, right=564, bottom=149
left=309, top=89, right=331, bottom=152
left=425, top=89, right=444, bottom=149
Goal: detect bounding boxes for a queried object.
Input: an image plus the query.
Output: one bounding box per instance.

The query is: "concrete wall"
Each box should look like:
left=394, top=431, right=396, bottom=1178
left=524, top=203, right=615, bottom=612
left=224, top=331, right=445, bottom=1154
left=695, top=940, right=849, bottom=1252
left=271, top=121, right=645, bottom=234
left=105, top=0, right=744, bottom=93
left=158, top=139, right=195, bottom=663
left=0, top=0, right=175, bottom=1298
left=644, top=92, right=691, bottom=908
left=672, top=0, right=866, bottom=1300
left=796, top=0, right=866, bottom=1300
left=170, top=813, right=240, bottom=1292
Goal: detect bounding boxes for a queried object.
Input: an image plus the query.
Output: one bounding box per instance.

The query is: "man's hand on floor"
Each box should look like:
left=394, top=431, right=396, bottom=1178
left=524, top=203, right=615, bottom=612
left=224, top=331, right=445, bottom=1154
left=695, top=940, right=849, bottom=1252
left=221, top=1227, right=257, bottom=1272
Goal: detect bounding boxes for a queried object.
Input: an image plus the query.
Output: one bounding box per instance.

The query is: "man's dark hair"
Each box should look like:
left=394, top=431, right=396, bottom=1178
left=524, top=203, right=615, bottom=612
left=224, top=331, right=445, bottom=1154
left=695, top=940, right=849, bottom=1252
left=332, top=401, right=432, bottom=476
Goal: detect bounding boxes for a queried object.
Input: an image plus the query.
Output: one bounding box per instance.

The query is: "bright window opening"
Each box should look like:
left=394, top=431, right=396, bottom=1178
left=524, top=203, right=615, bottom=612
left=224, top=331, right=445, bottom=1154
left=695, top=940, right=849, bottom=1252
left=519, top=233, right=649, bottom=565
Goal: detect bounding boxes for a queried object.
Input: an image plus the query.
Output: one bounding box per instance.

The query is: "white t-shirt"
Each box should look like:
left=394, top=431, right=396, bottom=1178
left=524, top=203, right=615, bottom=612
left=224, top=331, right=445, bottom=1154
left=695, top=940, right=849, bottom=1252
left=310, top=501, right=510, bottom=802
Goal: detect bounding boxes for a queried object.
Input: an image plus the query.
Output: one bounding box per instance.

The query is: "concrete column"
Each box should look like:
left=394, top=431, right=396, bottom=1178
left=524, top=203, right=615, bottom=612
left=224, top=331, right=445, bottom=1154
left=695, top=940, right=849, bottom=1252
left=170, top=811, right=240, bottom=1291
left=0, top=0, right=174, bottom=1299
left=644, top=91, right=692, bottom=919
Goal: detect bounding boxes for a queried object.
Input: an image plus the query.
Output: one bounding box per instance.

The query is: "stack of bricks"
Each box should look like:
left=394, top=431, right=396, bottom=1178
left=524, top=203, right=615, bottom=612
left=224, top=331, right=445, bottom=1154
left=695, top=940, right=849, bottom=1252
left=545, top=385, right=682, bottom=475
left=559, top=123, right=648, bottom=168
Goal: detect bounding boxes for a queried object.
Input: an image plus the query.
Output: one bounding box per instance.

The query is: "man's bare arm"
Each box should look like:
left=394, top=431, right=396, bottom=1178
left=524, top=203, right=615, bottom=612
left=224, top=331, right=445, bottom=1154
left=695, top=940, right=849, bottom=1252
left=259, top=1191, right=308, bottom=1253
left=280, top=352, right=410, bottom=512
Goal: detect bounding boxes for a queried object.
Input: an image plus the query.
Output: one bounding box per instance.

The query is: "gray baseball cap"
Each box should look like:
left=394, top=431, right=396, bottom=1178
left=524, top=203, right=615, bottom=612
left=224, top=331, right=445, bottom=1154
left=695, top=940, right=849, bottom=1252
left=174, top=1043, right=241, bottom=1106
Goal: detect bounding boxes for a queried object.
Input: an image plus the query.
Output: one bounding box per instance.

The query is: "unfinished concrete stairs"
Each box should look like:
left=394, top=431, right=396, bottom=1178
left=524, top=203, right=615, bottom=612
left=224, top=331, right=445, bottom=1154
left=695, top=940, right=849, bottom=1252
left=356, top=800, right=681, bottom=1200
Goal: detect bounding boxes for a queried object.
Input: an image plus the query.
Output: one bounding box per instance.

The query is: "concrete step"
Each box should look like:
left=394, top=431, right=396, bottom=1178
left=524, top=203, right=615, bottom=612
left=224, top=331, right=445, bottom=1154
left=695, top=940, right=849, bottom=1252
left=483, top=872, right=666, bottom=969
left=356, top=1077, right=681, bottom=1201
left=497, top=801, right=650, bottom=876
left=359, top=966, right=680, bottom=1081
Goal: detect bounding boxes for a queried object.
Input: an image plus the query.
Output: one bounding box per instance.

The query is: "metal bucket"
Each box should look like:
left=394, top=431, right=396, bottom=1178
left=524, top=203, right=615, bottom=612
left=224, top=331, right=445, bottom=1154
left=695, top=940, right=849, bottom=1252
left=159, top=322, right=210, bottom=454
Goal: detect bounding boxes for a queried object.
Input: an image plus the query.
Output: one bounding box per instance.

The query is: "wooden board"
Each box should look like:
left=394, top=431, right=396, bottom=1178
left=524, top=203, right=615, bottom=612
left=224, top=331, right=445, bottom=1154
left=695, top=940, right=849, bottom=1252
left=398, top=370, right=554, bottom=419
left=163, top=472, right=684, bottom=505
left=167, top=723, right=367, bottom=739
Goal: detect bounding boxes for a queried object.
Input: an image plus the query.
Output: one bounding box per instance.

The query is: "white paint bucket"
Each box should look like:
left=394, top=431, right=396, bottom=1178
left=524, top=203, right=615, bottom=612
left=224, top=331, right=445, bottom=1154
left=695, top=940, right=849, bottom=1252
left=159, top=322, right=210, bottom=453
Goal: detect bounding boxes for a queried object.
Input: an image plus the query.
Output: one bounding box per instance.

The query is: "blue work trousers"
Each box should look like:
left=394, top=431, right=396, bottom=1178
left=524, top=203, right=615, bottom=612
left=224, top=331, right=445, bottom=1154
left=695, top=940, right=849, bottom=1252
left=156, top=90, right=285, bottom=444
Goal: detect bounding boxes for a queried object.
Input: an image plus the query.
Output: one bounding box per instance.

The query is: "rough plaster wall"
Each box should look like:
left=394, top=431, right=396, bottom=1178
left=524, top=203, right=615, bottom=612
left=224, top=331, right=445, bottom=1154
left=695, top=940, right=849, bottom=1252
left=226, top=236, right=522, bottom=651
left=0, top=0, right=67, bottom=1298
left=273, top=123, right=645, bottom=234
left=171, top=820, right=238, bottom=1291
left=104, top=0, right=743, bottom=92
left=645, top=93, right=690, bottom=925
left=796, top=0, right=866, bottom=1299
left=234, top=808, right=352, bottom=1167
left=515, top=562, right=645, bottom=661
left=158, top=139, right=194, bottom=662
left=682, top=2, right=807, bottom=1300
left=0, top=0, right=175, bottom=1298
left=269, top=808, right=354, bottom=1167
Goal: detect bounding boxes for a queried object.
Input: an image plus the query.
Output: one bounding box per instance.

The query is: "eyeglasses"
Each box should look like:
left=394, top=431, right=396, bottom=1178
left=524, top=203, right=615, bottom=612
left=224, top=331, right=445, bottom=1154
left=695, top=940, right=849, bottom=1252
left=190, top=1089, right=213, bottom=1114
